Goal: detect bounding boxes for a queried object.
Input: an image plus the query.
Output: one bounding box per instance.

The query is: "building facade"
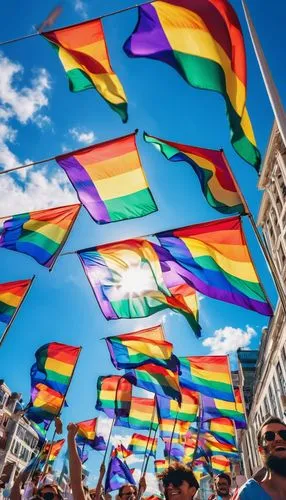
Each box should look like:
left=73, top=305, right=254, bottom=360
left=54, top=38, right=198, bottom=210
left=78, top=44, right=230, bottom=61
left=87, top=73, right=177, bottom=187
left=0, top=380, right=39, bottom=487
left=239, top=122, right=286, bottom=477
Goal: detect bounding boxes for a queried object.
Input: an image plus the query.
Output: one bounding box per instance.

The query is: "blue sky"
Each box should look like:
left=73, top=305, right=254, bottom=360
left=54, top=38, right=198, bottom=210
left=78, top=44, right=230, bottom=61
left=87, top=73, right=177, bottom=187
left=0, top=0, right=285, bottom=490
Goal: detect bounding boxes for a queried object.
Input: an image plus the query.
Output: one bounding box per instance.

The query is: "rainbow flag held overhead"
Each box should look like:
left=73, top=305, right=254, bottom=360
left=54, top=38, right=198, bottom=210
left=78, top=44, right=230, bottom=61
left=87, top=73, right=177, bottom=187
left=156, top=387, right=198, bottom=423
left=0, top=204, right=80, bottom=268
left=128, top=433, right=157, bottom=457
left=39, top=439, right=65, bottom=465
left=78, top=238, right=201, bottom=336
left=56, top=134, right=157, bottom=224
left=105, top=456, right=136, bottom=492
left=112, top=444, right=133, bottom=460
left=27, top=383, right=65, bottom=424
left=179, top=356, right=235, bottom=402
left=144, top=133, right=245, bottom=215
left=106, top=324, right=173, bottom=369
left=157, top=216, right=273, bottom=317
left=76, top=418, right=106, bottom=450
left=0, top=279, right=32, bottom=325
left=209, top=418, right=236, bottom=446
left=154, top=459, right=168, bottom=476
left=115, top=396, right=158, bottom=431
left=202, top=387, right=247, bottom=429
left=31, top=342, right=81, bottom=395
left=125, top=363, right=181, bottom=403
left=43, top=19, right=128, bottom=122
left=96, top=375, right=132, bottom=418
left=159, top=418, right=190, bottom=443
left=124, top=0, right=260, bottom=169
left=211, top=455, right=231, bottom=474
left=204, top=431, right=239, bottom=458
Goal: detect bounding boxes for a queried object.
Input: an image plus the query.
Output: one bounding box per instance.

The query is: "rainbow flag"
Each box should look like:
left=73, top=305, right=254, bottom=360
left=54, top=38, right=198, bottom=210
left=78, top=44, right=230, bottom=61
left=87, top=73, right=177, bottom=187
left=211, top=455, right=231, bottom=474
left=96, top=375, right=132, bottom=418
left=179, top=356, right=235, bottom=402
left=112, top=444, right=133, bottom=460
left=31, top=342, right=81, bottom=395
left=204, top=431, right=238, bottom=458
left=27, top=383, right=65, bottom=423
left=76, top=418, right=106, bottom=450
left=125, top=363, right=181, bottom=403
left=43, top=19, right=128, bottom=122
left=124, top=0, right=260, bottom=169
left=154, top=459, right=168, bottom=476
left=106, top=324, right=173, bottom=369
left=156, top=387, right=198, bottom=422
left=77, top=444, right=89, bottom=464
left=116, top=396, right=158, bottom=431
left=0, top=204, right=80, bottom=268
left=157, top=216, right=273, bottom=316
left=30, top=421, right=48, bottom=445
left=209, top=418, right=236, bottom=446
left=56, top=133, right=157, bottom=224
left=78, top=238, right=201, bottom=336
left=105, top=457, right=136, bottom=492
left=128, top=433, right=157, bottom=457
left=202, top=387, right=247, bottom=429
left=39, top=439, right=65, bottom=465
left=159, top=418, right=190, bottom=442
left=144, top=133, right=245, bottom=215
left=0, top=279, right=32, bottom=325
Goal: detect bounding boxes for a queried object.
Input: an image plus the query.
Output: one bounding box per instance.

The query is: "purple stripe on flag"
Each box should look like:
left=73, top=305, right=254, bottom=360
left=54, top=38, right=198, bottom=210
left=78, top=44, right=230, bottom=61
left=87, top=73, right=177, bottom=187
left=56, top=155, right=111, bottom=223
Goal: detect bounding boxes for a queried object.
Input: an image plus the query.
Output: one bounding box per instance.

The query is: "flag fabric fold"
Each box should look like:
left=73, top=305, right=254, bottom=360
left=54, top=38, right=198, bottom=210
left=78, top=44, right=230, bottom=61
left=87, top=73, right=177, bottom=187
left=56, top=134, right=157, bottom=224
left=124, top=0, right=260, bottom=169
left=0, top=279, right=32, bottom=325
left=105, top=456, right=136, bottom=492
left=0, top=204, right=80, bottom=268
left=95, top=375, right=132, bottom=418
left=43, top=19, right=128, bottom=122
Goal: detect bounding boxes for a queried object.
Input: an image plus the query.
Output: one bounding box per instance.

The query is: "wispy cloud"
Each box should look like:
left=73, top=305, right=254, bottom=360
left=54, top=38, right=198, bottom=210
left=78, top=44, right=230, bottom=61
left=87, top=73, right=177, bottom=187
left=69, top=127, right=96, bottom=145
left=74, top=0, right=88, bottom=19
left=202, top=325, right=257, bottom=355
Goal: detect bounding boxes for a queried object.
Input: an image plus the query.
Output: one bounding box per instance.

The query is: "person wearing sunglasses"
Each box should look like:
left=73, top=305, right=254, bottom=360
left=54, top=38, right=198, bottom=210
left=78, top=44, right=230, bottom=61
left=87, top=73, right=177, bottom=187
left=161, top=463, right=199, bottom=500
left=233, top=416, right=286, bottom=499
left=37, top=484, right=63, bottom=500
left=118, top=484, right=137, bottom=500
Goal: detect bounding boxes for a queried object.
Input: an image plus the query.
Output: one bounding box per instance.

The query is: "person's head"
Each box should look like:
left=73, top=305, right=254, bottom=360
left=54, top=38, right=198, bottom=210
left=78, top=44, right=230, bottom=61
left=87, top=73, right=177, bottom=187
left=118, top=484, right=137, bottom=500
left=37, top=484, right=62, bottom=500
left=257, top=416, right=286, bottom=477
left=214, top=473, right=231, bottom=498
left=32, top=471, right=42, bottom=485
left=162, top=463, right=199, bottom=500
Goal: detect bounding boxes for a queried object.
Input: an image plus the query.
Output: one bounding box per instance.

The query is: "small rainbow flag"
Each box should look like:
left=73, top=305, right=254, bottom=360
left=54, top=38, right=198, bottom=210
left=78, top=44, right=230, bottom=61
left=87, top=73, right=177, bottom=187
left=27, top=383, right=65, bottom=423
left=105, top=456, right=136, bottom=492
left=56, top=133, right=157, bottom=224
left=0, top=279, right=32, bottom=325
left=202, top=388, right=247, bottom=429
left=144, top=132, right=245, bottom=215
left=116, top=396, right=158, bottom=431
left=96, top=375, right=132, bottom=418
left=0, top=204, right=80, bottom=268
left=159, top=418, right=190, bottom=443
left=179, top=356, right=235, bottom=402
left=112, top=444, right=133, bottom=460
left=164, top=441, right=185, bottom=461
left=39, top=438, right=65, bottom=465
left=156, top=387, right=198, bottom=422
left=154, top=459, right=168, bottom=476
left=106, top=324, right=173, bottom=369
left=43, top=19, right=128, bottom=122
left=157, top=216, right=273, bottom=317
left=78, top=238, right=200, bottom=336
left=124, top=0, right=260, bottom=169
left=211, top=455, right=231, bottom=474
left=128, top=433, right=157, bottom=457
left=76, top=418, right=106, bottom=450
left=125, top=363, right=181, bottom=403
left=31, top=342, right=81, bottom=395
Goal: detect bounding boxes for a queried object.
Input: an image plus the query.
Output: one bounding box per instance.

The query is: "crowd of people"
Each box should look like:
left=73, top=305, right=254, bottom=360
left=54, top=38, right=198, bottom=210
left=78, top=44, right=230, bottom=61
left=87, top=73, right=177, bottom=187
left=2, top=415, right=285, bottom=500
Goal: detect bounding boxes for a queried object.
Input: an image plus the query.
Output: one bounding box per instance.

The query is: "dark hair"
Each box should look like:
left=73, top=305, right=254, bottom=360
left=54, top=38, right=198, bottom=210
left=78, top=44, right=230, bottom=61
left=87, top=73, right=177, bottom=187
left=257, top=416, right=286, bottom=444
left=118, top=484, right=137, bottom=497
left=161, top=463, right=199, bottom=491
left=215, top=473, right=231, bottom=486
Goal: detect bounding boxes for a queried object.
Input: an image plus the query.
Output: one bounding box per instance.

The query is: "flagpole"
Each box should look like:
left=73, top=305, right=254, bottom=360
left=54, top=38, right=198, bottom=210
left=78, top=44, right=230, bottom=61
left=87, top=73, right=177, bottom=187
left=221, top=149, right=286, bottom=314
left=0, top=276, right=36, bottom=347
left=191, top=394, right=202, bottom=467
left=168, top=410, right=179, bottom=466
left=241, top=0, right=286, bottom=147
left=102, top=376, right=125, bottom=464
left=140, top=398, right=157, bottom=476
left=142, top=424, right=158, bottom=476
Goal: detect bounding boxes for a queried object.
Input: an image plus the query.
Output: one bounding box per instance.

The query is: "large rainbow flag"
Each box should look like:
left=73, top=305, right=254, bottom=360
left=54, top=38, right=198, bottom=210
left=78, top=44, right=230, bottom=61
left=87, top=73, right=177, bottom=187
left=209, top=418, right=237, bottom=446
left=0, top=279, right=32, bottom=325
left=115, top=396, right=158, bottom=431
left=76, top=418, right=106, bottom=450
left=202, top=387, right=247, bottom=429
left=78, top=238, right=201, bottom=336
left=157, top=216, right=273, bottom=316
left=56, top=134, right=157, bottom=224
left=144, top=132, right=245, bottom=215
left=125, top=363, right=181, bottom=403
left=156, top=387, right=198, bottom=422
left=96, top=375, right=132, bottom=418
left=128, top=433, right=158, bottom=457
left=27, top=383, right=65, bottom=423
left=43, top=19, right=128, bottom=122
left=31, top=342, right=81, bottom=395
left=0, top=204, right=80, bottom=268
left=106, top=324, right=173, bottom=369
left=179, top=356, right=235, bottom=402
left=124, top=0, right=260, bottom=169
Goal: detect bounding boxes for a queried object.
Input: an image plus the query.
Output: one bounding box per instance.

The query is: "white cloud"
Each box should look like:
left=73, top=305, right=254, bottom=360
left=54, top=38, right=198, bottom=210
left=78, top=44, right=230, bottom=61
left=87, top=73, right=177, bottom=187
left=69, top=127, right=95, bottom=145
left=74, top=0, right=88, bottom=19
left=133, top=470, right=160, bottom=496
left=202, top=325, right=257, bottom=355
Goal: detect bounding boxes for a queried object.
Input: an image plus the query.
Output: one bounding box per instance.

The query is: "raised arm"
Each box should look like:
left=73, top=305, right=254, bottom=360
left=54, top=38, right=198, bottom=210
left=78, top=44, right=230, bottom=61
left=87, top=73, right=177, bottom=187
left=67, top=423, right=86, bottom=500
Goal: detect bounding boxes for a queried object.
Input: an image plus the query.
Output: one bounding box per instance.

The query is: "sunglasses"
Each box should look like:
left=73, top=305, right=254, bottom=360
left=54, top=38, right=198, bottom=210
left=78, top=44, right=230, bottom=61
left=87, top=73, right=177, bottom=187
left=261, top=430, right=286, bottom=443
left=163, top=477, right=184, bottom=488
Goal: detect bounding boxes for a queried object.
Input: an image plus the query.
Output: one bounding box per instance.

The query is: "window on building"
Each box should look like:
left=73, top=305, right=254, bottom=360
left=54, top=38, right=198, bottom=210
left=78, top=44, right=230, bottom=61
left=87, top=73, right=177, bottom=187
left=264, top=395, right=271, bottom=416
left=19, top=445, right=29, bottom=462
left=269, top=384, right=278, bottom=415
left=272, top=376, right=283, bottom=418
left=277, top=361, right=286, bottom=395
left=11, top=439, right=21, bottom=457
left=278, top=244, right=286, bottom=271
left=16, top=425, right=26, bottom=441
left=259, top=406, right=264, bottom=422
left=282, top=344, right=286, bottom=367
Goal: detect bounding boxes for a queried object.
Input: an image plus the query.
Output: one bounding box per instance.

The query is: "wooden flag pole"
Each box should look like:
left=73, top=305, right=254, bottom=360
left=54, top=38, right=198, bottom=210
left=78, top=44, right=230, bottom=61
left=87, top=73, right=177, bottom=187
left=241, top=0, right=286, bottom=147
left=0, top=276, right=36, bottom=347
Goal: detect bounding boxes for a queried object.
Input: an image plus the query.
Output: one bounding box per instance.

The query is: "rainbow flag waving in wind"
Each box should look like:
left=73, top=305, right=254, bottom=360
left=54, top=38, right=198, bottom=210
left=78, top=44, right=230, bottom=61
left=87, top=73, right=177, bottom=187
left=116, top=396, right=158, bottom=431
left=128, top=433, right=157, bottom=457
left=39, top=439, right=65, bottom=465
left=76, top=418, right=106, bottom=450
left=0, top=204, right=80, bottom=268
left=124, top=0, right=260, bottom=169
left=56, top=134, right=157, bottom=224
left=43, top=19, right=128, bottom=122
left=0, top=279, right=32, bottom=325
left=96, top=375, right=132, bottom=418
